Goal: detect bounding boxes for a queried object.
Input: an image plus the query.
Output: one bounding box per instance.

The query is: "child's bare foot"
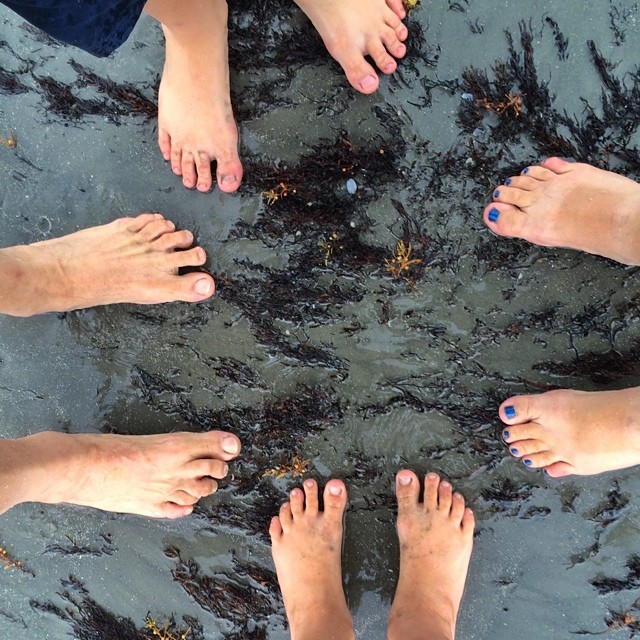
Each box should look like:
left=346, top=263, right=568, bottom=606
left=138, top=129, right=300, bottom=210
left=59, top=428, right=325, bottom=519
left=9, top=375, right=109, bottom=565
left=293, top=0, right=408, bottom=94
left=146, top=0, right=243, bottom=193
left=0, top=213, right=215, bottom=316
left=484, top=157, right=640, bottom=265
left=269, top=478, right=354, bottom=640
left=0, top=430, right=241, bottom=518
left=388, top=471, right=474, bottom=640
left=500, top=388, right=640, bottom=477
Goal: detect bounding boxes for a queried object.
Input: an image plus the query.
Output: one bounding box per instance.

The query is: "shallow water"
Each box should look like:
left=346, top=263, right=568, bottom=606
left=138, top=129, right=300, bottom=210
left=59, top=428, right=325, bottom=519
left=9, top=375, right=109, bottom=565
left=2, top=1, right=640, bottom=638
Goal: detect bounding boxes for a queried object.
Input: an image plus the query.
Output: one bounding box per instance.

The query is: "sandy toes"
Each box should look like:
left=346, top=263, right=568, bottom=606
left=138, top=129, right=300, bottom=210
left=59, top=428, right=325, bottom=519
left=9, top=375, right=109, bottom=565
left=147, top=0, right=243, bottom=193
left=0, top=213, right=215, bottom=316
left=270, top=478, right=354, bottom=640
left=388, top=470, right=474, bottom=640
left=484, top=157, right=640, bottom=265
left=0, top=430, right=242, bottom=518
left=294, top=0, right=408, bottom=94
left=500, top=387, right=640, bottom=477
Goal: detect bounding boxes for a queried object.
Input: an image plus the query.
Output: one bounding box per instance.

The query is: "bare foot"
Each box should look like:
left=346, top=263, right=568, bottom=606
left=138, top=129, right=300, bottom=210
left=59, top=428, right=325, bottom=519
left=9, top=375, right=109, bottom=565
left=500, top=387, right=640, bottom=477
left=388, top=470, right=474, bottom=640
left=269, top=478, right=354, bottom=640
left=0, top=430, right=241, bottom=518
left=146, top=0, right=243, bottom=193
left=0, top=213, right=215, bottom=316
left=483, top=157, right=640, bottom=265
left=293, top=0, right=408, bottom=94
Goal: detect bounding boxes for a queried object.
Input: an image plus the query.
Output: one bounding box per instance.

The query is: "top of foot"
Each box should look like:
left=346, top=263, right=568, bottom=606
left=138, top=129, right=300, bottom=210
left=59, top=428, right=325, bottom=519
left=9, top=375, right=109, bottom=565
left=484, top=157, right=640, bottom=265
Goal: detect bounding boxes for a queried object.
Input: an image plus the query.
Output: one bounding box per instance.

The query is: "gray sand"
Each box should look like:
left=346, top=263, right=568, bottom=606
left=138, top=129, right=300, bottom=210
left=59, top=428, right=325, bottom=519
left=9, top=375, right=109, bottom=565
left=2, top=1, right=640, bottom=638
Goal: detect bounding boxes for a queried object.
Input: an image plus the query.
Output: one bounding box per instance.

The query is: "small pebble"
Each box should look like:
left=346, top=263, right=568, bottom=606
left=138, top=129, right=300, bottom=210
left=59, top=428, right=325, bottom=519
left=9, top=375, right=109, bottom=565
left=346, top=178, right=357, bottom=194
left=461, top=92, right=474, bottom=101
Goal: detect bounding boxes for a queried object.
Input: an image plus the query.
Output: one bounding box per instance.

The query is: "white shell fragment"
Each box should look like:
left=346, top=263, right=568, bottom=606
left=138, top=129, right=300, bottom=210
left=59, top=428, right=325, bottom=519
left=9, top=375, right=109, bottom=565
left=346, top=178, right=357, bottom=194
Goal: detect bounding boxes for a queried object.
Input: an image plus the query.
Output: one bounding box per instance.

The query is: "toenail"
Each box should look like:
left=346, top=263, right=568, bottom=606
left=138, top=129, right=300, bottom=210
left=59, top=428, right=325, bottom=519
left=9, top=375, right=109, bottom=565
left=195, top=279, right=212, bottom=296
left=524, top=459, right=532, bottom=466
left=510, top=448, right=518, bottom=455
left=221, top=435, right=240, bottom=454
left=488, top=208, right=500, bottom=223
left=360, top=75, right=377, bottom=90
left=426, top=472, right=438, bottom=480
left=502, top=430, right=510, bottom=440
left=493, top=190, right=500, bottom=198
left=441, top=480, right=451, bottom=488
left=522, top=167, right=529, bottom=174
left=329, top=485, right=342, bottom=496
left=504, top=178, right=511, bottom=185
left=398, top=474, right=412, bottom=485
left=221, top=174, right=237, bottom=186
left=504, top=406, right=516, bottom=419
left=304, top=479, right=315, bottom=488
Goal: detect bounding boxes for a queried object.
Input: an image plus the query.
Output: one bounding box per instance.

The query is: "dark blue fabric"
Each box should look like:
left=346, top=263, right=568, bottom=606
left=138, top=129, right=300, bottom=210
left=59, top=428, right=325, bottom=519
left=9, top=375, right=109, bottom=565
left=2, top=0, right=147, bottom=57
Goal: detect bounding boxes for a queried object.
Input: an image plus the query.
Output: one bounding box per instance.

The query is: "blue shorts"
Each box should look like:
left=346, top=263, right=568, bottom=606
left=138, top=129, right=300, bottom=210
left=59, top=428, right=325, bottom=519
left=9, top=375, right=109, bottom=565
left=2, top=0, right=147, bottom=57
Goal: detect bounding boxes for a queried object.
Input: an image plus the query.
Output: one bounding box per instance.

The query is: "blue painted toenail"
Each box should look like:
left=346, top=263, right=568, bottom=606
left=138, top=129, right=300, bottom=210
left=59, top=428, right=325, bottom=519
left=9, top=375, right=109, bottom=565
left=493, top=190, right=500, bottom=198
left=524, top=459, right=532, bottom=466
left=505, top=178, right=511, bottom=185
left=522, top=167, right=529, bottom=174
left=505, top=405, right=516, bottom=419
left=510, top=448, right=519, bottom=455
left=503, top=430, right=510, bottom=440
left=488, top=208, right=500, bottom=222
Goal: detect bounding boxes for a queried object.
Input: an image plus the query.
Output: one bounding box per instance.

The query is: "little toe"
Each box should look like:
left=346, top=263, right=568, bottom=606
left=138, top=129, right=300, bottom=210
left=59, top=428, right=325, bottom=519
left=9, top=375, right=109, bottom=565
left=158, top=502, right=194, bottom=519
left=269, top=515, right=284, bottom=540
left=423, top=471, right=440, bottom=508
left=462, top=507, right=475, bottom=532
left=323, top=479, right=347, bottom=517
left=303, top=478, right=319, bottom=515
left=437, top=479, right=453, bottom=512
left=171, top=147, right=182, bottom=175
left=195, top=151, right=214, bottom=193
left=158, top=128, right=171, bottom=161
left=290, top=487, right=305, bottom=517
left=395, top=469, right=420, bottom=513
left=540, top=157, right=572, bottom=174
left=451, top=492, right=466, bottom=522
left=386, top=0, right=407, bottom=20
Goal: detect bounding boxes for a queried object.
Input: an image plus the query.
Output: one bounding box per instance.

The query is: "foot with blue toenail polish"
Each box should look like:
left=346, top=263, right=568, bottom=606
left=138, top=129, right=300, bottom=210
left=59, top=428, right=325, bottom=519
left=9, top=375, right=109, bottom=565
left=498, top=388, right=640, bottom=478
left=482, top=157, right=640, bottom=265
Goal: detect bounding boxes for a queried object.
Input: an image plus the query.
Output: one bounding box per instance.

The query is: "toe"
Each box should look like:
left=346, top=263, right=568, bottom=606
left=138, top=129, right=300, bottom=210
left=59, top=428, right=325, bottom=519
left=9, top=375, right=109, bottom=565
left=187, top=458, right=229, bottom=480
left=279, top=502, right=293, bottom=530
left=483, top=203, right=527, bottom=238
left=195, top=151, right=214, bottom=193
left=290, top=487, right=305, bottom=518
left=172, top=272, right=216, bottom=301
left=493, top=185, right=535, bottom=208
left=369, top=39, right=398, bottom=74
left=519, top=165, right=557, bottom=181
left=386, top=0, right=407, bottom=20
left=208, top=431, right=241, bottom=460
left=540, top=157, right=572, bottom=174
left=138, top=218, right=176, bottom=242
left=507, top=438, right=545, bottom=459
left=451, top=492, right=466, bottom=522
left=437, top=479, right=453, bottom=512
left=501, top=423, right=542, bottom=445
left=335, top=49, right=380, bottom=93
left=381, top=28, right=406, bottom=59
left=154, top=229, right=195, bottom=251
left=323, top=479, right=347, bottom=517
left=171, top=490, right=200, bottom=506
left=181, top=152, right=197, bottom=189
left=521, top=450, right=556, bottom=469
left=171, top=147, right=182, bottom=176
left=303, top=478, right=319, bottom=516
left=158, top=128, right=171, bottom=161
left=503, top=175, right=540, bottom=191
left=157, top=502, right=194, bottom=519
left=544, top=461, right=574, bottom=478
left=395, top=469, right=420, bottom=513
left=269, top=515, right=283, bottom=540
left=499, top=396, right=539, bottom=425
left=462, top=507, right=475, bottom=532
left=423, top=472, right=440, bottom=508
left=168, top=246, right=207, bottom=270
left=127, top=213, right=164, bottom=231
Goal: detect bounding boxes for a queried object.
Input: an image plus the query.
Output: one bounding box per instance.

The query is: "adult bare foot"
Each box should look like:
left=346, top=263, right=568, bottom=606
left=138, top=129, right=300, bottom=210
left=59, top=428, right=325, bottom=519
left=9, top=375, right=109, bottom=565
left=0, top=430, right=241, bottom=518
left=500, top=387, right=640, bottom=477
left=145, top=0, right=243, bottom=193
left=269, top=478, right=354, bottom=640
left=484, top=157, right=640, bottom=265
left=388, top=470, right=474, bottom=640
left=0, top=213, right=215, bottom=316
left=293, top=0, right=408, bottom=94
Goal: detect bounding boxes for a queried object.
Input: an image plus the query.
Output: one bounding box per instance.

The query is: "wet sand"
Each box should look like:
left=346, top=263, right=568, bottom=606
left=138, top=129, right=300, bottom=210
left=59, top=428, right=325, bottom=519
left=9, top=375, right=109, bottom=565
left=2, top=1, right=640, bottom=638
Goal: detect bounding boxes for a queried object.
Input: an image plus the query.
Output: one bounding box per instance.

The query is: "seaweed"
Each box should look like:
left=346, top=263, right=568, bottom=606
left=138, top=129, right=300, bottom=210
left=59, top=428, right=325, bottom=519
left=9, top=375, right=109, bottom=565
left=590, top=555, right=640, bottom=595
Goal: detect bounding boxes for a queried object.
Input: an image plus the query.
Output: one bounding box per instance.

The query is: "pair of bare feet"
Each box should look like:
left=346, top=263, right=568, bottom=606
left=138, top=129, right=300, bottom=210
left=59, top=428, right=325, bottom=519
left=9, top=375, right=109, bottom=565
left=145, top=0, right=409, bottom=193
left=270, top=471, right=474, bottom=640
left=484, top=157, right=640, bottom=479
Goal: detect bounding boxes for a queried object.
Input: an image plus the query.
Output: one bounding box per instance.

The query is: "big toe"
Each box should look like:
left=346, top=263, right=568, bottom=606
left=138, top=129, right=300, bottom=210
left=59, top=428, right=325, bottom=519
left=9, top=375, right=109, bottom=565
left=323, top=479, right=347, bottom=519
left=174, top=272, right=216, bottom=302
left=216, top=155, right=244, bottom=193
left=395, top=469, right=420, bottom=513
